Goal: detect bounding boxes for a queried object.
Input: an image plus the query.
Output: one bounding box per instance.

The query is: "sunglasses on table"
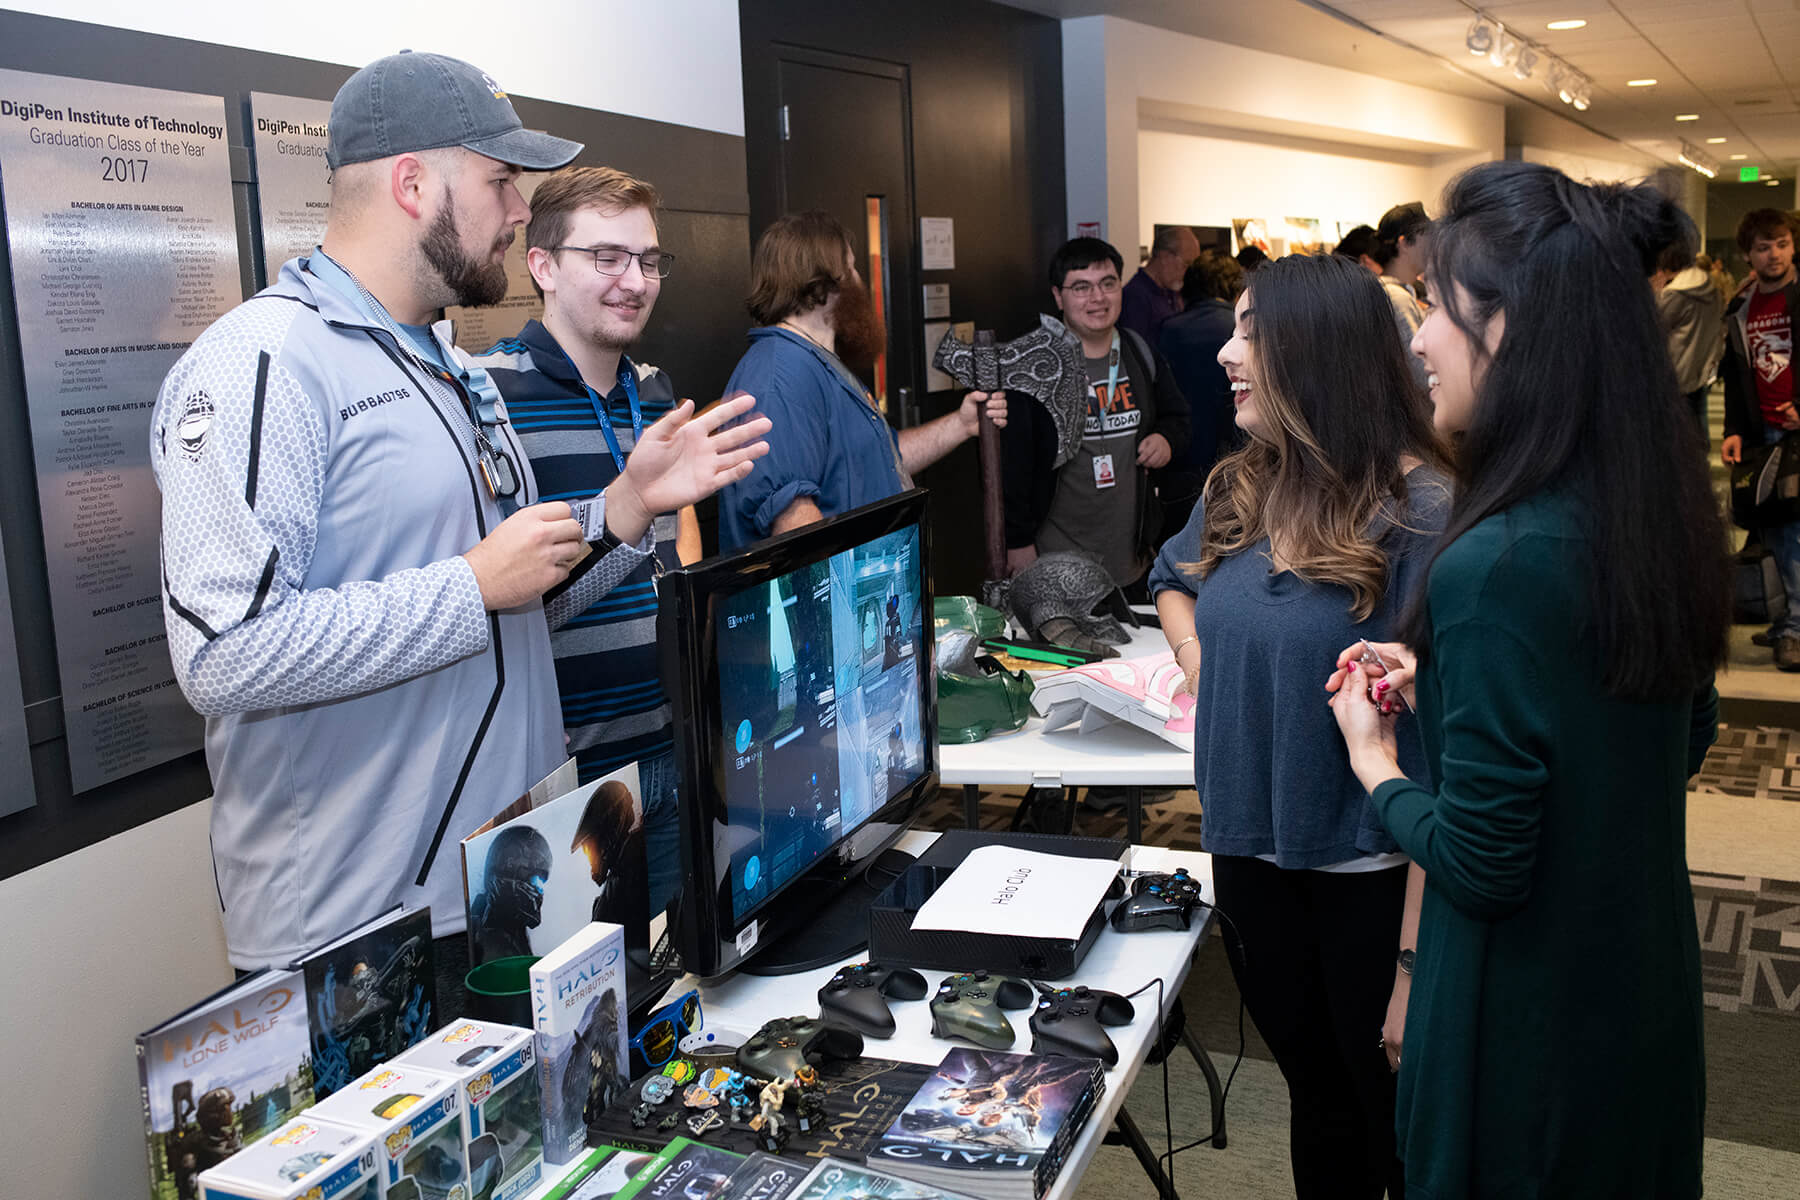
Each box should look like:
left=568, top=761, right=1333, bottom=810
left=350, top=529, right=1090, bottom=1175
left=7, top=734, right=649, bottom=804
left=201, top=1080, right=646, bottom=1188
left=629, top=989, right=703, bottom=1068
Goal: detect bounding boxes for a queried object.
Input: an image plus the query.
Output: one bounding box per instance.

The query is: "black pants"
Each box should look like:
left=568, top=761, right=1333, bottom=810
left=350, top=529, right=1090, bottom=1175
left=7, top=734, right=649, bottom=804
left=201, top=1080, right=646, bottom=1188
left=1685, top=385, right=1710, bottom=448
left=1212, top=854, right=1408, bottom=1200
left=434, top=931, right=471, bottom=1024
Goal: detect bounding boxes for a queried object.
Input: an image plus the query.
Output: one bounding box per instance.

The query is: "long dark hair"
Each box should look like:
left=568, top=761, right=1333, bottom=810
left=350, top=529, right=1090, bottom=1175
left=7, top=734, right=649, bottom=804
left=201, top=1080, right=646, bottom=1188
left=1191, top=253, right=1447, bottom=620
left=1396, top=161, right=1730, bottom=697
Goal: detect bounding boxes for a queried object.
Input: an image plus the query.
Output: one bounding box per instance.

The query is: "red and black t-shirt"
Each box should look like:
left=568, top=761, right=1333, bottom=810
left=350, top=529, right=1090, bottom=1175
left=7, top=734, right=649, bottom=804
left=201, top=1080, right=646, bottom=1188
left=1747, top=288, right=1795, bottom=426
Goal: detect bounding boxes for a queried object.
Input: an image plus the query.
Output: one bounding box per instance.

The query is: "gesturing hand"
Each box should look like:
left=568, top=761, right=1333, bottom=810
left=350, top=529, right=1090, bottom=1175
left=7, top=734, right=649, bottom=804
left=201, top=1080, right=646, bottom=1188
left=463, top=501, right=586, bottom=611
left=609, top=393, right=772, bottom=542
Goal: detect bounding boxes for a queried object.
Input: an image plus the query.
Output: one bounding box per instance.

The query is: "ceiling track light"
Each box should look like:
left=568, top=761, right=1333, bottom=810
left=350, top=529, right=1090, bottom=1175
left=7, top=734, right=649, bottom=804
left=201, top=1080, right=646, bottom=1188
left=1467, top=15, right=1496, bottom=56
left=1473, top=12, right=1588, bottom=109
left=1678, top=140, right=1719, bottom=179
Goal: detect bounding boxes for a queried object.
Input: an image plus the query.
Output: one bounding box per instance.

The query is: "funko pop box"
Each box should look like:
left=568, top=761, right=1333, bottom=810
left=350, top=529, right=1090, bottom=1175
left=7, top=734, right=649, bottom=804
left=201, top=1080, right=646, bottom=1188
left=306, top=1062, right=466, bottom=1200
left=197, top=1114, right=378, bottom=1200
left=394, top=1020, right=543, bottom=1200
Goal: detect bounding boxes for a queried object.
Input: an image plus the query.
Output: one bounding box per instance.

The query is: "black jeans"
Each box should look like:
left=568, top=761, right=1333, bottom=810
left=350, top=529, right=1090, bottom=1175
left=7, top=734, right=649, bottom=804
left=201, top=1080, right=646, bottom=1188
left=1212, top=854, right=1408, bottom=1199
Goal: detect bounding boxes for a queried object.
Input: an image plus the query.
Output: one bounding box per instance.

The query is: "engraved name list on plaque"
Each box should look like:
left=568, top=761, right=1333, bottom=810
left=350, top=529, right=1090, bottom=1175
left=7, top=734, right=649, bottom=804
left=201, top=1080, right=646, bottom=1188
left=247, top=92, right=331, bottom=283
left=0, top=69, right=238, bottom=791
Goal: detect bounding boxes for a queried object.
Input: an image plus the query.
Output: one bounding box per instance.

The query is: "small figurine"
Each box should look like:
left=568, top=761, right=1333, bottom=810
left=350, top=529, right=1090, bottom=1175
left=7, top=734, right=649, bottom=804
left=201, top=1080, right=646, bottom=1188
left=792, top=1065, right=827, bottom=1134
left=657, top=1111, right=680, bottom=1132
left=687, top=1108, right=725, bottom=1138
left=749, top=1076, right=792, bottom=1152
left=725, top=1074, right=756, bottom=1125
left=629, top=1101, right=651, bottom=1129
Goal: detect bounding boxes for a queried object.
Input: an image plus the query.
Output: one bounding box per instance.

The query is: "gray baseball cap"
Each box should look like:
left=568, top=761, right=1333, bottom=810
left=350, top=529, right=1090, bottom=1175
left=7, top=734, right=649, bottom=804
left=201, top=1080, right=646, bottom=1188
left=327, top=50, right=582, bottom=171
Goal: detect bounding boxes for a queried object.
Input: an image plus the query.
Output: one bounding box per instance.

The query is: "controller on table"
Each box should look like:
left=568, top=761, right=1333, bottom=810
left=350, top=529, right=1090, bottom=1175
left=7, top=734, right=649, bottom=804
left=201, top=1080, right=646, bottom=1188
left=1110, top=866, right=1205, bottom=932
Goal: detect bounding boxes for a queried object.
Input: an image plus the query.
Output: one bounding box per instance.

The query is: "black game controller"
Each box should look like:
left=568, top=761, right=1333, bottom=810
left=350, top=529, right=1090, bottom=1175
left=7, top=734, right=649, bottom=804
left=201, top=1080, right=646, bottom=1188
left=817, top=962, right=930, bottom=1038
left=1110, top=867, right=1205, bottom=932
left=1029, top=984, right=1135, bottom=1067
left=735, top=1015, right=864, bottom=1081
left=929, top=971, right=1035, bottom=1049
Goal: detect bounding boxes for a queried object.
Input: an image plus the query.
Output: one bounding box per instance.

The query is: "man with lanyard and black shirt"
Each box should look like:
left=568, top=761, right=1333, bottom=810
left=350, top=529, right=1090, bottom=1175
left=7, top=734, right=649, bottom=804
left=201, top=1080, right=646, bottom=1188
left=150, top=52, right=769, bottom=1008
left=1721, top=208, right=1800, bottom=668
left=1001, top=236, right=1188, bottom=593
left=473, top=166, right=694, bottom=915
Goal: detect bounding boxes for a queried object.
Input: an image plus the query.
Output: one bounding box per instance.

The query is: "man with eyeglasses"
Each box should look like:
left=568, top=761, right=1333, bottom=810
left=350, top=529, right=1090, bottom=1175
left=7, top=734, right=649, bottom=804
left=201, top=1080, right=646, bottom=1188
left=1003, top=237, right=1187, bottom=592
left=151, top=54, right=768, bottom=1009
left=471, top=167, right=700, bottom=916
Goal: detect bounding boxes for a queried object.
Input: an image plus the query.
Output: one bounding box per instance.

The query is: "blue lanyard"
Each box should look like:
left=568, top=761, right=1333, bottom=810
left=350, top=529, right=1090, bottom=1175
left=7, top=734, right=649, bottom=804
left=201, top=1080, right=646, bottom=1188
left=582, top=360, right=645, bottom=475
left=1089, top=332, right=1121, bottom=420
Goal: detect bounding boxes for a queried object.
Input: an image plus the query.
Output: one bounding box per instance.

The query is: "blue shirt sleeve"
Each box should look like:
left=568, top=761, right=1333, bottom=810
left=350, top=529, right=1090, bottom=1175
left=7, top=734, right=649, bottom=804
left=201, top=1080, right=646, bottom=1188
left=1148, top=494, right=1206, bottom=597
left=719, top=340, right=829, bottom=548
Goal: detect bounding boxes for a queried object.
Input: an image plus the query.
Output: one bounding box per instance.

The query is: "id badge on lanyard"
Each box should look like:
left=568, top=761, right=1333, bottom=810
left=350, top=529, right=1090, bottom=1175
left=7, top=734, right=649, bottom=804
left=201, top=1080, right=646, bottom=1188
left=1089, top=333, right=1122, bottom=491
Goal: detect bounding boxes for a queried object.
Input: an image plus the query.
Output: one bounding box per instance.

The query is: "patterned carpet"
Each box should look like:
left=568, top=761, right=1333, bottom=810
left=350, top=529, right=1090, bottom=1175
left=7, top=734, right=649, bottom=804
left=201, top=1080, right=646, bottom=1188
left=1694, top=873, right=1800, bottom=1020
left=1693, top=725, right=1800, bottom=802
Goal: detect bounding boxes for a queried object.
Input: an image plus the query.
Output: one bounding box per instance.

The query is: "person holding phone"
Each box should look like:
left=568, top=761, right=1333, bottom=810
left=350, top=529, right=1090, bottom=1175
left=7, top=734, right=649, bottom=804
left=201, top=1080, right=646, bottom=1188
left=1150, top=252, right=1449, bottom=1199
left=1329, top=162, right=1728, bottom=1198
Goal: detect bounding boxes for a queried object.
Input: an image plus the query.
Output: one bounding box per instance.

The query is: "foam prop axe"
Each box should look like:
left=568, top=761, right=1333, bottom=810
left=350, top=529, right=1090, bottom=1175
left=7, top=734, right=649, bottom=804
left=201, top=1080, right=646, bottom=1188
left=934, top=315, right=1088, bottom=584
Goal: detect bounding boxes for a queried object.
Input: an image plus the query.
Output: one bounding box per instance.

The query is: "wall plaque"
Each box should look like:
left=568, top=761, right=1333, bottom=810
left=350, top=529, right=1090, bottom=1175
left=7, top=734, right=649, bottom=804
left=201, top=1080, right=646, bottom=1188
left=0, top=68, right=236, bottom=790
left=247, top=91, right=331, bottom=283
left=0, top=537, right=33, bottom=816
left=446, top=173, right=541, bottom=352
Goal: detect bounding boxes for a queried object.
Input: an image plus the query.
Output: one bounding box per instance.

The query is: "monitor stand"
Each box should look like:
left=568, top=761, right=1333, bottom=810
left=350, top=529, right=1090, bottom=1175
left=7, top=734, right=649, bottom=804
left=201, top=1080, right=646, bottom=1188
left=740, top=846, right=918, bottom=976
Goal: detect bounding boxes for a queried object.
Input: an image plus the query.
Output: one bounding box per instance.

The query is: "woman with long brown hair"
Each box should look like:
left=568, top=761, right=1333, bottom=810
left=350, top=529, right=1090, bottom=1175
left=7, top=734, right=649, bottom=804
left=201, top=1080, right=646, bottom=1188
left=1150, top=252, right=1448, bottom=1198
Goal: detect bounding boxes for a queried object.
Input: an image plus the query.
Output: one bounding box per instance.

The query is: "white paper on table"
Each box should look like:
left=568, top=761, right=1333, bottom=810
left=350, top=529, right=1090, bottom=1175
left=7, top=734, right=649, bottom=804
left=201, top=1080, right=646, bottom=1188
left=910, top=845, right=1124, bottom=940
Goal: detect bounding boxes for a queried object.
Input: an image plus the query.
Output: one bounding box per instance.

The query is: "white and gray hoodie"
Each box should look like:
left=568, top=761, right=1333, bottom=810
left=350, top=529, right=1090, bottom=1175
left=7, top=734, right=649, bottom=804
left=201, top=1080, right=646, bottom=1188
left=151, top=255, right=649, bottom=969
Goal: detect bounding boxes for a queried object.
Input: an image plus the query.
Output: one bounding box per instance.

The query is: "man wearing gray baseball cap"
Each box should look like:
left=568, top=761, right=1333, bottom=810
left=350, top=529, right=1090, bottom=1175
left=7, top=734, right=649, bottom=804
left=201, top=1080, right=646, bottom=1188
left=150, top=51, right=769, bottom=1010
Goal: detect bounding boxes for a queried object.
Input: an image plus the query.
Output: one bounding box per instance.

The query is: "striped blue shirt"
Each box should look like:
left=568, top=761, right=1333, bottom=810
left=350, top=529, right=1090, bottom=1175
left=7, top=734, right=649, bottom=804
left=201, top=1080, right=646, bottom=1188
left=473, top=319, right=680, bottom=781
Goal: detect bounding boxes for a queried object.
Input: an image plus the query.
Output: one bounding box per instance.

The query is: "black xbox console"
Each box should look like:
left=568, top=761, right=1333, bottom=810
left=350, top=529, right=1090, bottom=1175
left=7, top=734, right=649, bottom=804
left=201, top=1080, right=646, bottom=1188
left=1110, top=867, right=1205, bottom=932
left=868, top=830, right=1128, bottom=979
left=929, top=970, right=1035, bottom=1049
left=736, top=1015, right=865, bottom=1081
left=1029, top=984, right=1135, bottom=1067
left=817, top=961, right=929, bottom=1038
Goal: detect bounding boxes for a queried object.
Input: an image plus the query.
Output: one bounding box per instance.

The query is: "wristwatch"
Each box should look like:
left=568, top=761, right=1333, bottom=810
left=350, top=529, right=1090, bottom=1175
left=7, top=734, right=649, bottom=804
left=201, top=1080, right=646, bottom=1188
left=1396, top=948, right=1416, bottom=975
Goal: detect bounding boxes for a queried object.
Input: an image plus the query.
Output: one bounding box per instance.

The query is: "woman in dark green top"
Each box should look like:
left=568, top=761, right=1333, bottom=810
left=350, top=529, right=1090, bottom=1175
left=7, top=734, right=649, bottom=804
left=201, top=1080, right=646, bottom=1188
left=1328, top=162, right=1731, bottom=1198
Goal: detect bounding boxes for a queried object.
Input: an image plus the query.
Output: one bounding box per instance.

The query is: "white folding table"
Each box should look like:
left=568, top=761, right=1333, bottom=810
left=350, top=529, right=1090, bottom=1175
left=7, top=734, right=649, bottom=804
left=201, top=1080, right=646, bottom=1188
left=937, top=623, right=1194, bottom=843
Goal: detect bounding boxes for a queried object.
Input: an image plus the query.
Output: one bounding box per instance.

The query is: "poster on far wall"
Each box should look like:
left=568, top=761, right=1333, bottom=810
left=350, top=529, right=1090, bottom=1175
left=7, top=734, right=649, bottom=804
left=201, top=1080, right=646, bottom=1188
left=0, top=67, right=231, bottom=792
left=1282, top=217, right=1327, bottom=256
left=247, top=92, right=332, bottom=284
left=446, top=173, right=542, bottom=353
left=1232, top=218, right=1271, bottom=257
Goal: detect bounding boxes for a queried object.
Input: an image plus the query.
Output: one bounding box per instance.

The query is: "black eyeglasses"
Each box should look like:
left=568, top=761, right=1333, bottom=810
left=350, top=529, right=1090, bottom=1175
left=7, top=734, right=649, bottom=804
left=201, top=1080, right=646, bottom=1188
left=552, top=245, right=676, bottom=280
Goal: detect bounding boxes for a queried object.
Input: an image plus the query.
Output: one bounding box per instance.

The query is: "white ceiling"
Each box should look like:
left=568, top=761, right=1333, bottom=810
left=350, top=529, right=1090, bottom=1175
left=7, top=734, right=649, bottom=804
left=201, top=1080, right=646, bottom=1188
left=998, top=0, right=1800, bottom=184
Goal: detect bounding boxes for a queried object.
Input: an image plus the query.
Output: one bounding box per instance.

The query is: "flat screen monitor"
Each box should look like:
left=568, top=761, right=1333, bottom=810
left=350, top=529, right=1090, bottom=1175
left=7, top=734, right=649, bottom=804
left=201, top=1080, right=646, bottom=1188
left=659, top=490, right=937, bottom=978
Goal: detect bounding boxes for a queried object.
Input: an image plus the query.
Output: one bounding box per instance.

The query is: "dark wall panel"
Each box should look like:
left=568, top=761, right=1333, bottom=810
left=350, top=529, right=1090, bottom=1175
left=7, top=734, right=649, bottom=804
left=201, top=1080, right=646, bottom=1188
left=0, top=9, right=749, bottom=878
left=739, top=0, right=1066, bottom=599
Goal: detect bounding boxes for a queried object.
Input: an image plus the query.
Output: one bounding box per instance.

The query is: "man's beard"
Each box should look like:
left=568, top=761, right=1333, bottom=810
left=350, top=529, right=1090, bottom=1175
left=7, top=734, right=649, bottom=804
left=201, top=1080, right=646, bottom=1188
left=420, top=193, right=510, bottom=308
left=831, top=277, right=887, bottom=371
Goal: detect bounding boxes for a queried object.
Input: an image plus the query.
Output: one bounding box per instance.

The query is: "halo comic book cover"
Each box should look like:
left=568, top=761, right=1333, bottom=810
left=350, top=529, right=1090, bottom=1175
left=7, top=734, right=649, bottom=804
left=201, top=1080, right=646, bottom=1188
left=297, top=906, right=436, bottom=1100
